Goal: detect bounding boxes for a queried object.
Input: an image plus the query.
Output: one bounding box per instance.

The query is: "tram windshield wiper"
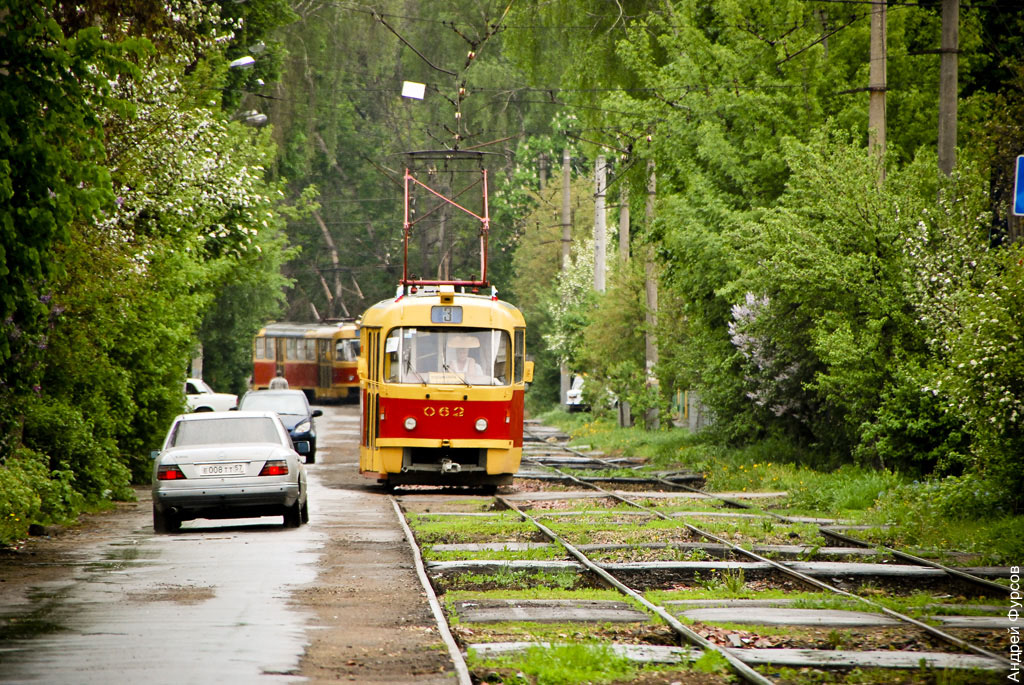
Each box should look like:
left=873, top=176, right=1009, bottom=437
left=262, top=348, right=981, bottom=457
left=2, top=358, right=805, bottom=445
left=441, top=363, right=472, bottom=387
left=403, top=353, right=427, bottom=384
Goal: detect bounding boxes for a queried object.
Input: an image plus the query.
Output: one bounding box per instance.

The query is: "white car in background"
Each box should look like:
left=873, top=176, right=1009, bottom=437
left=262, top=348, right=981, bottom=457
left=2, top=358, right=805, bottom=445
left=185, top=377, right=237, bottom=412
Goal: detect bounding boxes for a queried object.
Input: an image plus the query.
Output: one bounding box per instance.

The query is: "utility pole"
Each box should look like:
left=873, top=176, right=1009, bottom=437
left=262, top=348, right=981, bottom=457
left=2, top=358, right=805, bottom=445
left=538, top=152, right=548, bottom=190
left=560, top=149, right=572, bottom=406
left=644, top=161, right=659, bottom=430
left=868, top=0, right=887, bottom=181
left=594, top=155, right=607, bottom=293
left=617, top=178, right=633, bottom=428
left=938, top=0, right=958, bottom=175
left=619, top=185, right=630, bottom=262
left=560, top=149, right=572, bottom=269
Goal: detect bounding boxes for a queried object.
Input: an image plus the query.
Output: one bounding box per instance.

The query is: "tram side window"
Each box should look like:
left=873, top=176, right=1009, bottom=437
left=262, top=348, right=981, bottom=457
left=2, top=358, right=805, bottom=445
left=492, top=332, right=508, bottom=384
left=514, top=329, right=525, bottom=383
left=286, top=338, right=297, bottom=361
left=384, top=330, right=400, bottom=382
left=336, top=339, right=360, bottom=362
left=258, top=337, right=275, bottom=360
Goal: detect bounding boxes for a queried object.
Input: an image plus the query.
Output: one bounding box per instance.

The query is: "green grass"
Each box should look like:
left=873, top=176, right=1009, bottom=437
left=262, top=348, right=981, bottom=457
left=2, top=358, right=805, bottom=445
left=423, top=544, right=564, bottom=563
left=467, top=642, right=707, bottom=685
left=436, top=567, right=583, bottom=593
left=446, top=587, right=627, bottom=603
left=467, top=642, right=636, bottom=684
left=406, top=512, right=539, bottom=545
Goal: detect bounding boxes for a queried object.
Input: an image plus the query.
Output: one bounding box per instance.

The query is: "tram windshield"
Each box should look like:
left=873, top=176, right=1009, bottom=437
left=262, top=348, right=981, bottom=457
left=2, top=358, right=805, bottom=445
left=384, top=327, right=510, bottom=385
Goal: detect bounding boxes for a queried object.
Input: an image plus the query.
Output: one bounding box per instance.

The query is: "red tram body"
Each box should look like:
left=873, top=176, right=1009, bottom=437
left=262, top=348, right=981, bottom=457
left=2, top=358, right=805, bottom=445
left=357, top=286, right=531, bottom=488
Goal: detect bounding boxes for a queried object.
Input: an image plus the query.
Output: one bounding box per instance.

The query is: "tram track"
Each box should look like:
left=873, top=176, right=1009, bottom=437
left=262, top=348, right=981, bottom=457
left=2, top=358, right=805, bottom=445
left=391, top=422, right=1012, bottom=684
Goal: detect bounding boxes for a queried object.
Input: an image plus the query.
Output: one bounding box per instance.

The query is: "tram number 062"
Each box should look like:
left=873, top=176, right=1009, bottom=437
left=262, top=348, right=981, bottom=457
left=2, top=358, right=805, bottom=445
left=423, top=406, right=464, bottom=418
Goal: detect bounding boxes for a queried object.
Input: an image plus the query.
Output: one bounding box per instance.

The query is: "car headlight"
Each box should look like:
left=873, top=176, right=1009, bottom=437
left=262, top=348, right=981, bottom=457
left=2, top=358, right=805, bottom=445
left=404, top=417, right=417, bottom=431
left=475, top=418, right=488, bottom=432
left=294, top=420, right=311, bottom=433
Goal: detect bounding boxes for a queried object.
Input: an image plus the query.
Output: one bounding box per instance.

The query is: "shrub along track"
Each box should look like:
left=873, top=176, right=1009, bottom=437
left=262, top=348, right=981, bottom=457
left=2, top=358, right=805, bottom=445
left=391, top=423, right=1013, bottom=684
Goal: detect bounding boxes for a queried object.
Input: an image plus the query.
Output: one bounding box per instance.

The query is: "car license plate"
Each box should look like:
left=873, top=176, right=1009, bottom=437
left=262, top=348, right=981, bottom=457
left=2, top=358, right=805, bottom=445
left=198, top=462, right=246, bottom=477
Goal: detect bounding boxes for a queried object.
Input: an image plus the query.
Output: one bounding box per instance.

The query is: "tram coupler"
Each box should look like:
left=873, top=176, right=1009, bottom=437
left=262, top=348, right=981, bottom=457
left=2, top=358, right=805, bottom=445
left=441, top=459, right=462, bottom=474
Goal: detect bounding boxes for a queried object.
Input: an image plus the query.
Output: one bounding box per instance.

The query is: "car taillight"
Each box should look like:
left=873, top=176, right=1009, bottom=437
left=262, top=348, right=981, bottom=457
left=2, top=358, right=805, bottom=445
left=259, top=460, right=289, bottom=476
left=157, top=465, right=186, bottom=480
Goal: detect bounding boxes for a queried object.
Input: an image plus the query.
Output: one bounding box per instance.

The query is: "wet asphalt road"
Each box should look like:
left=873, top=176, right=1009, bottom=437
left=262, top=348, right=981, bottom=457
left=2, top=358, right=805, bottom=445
left=0, top=405, right=361, bottom=684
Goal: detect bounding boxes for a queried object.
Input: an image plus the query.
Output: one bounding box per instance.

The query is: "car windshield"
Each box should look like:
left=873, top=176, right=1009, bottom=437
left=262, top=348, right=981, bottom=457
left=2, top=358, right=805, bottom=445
left=239, top=393, right=308, bottom=415
left=384, top=327, right=510, bottom=385
left=169, top=417, right=282, bottom=447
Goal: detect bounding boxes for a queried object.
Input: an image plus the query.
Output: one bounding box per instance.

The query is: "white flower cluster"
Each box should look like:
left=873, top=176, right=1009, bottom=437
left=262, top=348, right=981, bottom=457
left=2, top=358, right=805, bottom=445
left=94, top=62, right=274, bottom=266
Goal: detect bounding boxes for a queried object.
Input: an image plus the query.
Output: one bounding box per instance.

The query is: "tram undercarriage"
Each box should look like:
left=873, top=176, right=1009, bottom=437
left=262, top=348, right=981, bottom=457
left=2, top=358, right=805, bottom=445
left=372, top=445, right=517, bottom=487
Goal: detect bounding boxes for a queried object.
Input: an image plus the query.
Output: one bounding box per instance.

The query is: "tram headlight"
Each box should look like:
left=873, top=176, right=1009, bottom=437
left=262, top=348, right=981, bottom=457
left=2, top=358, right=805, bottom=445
left=474, top=418, right=488, bottom=432
left=404, top=417, right=417, bottom=431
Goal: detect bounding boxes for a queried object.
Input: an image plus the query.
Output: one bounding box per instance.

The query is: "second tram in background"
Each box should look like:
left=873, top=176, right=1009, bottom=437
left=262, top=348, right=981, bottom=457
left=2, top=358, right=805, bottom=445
left=253, top=320, right=361, bottom=401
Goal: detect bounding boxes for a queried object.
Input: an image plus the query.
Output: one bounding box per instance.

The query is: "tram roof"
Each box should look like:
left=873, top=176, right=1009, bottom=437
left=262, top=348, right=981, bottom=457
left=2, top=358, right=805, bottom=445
left=361, top=289, right=525, bottom=329
left=257, top=320, right=359, bottom=339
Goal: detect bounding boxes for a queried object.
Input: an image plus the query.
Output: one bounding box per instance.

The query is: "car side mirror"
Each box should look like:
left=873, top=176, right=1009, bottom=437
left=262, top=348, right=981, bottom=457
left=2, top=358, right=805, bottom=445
left=229, top=406, right=238, bottom=411
left=312, top=409, right=323, bottom=418
left=150, top=450, right=161, bottom=460
left=523, top=360, right=534, bottom=383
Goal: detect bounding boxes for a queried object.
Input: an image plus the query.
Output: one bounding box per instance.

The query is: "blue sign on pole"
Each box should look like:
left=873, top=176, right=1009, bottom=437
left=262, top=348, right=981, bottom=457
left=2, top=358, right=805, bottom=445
left=1015, top=155, right=1024, bottom=216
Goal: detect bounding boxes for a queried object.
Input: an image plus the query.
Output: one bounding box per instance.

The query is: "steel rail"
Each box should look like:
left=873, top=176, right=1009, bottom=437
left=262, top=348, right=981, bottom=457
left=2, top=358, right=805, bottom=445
left=636, top=471, right=1013, bottom=596
left=390, top=497, right=473, bottom=685
left=524, top=426, right=1012, bottom=597
left=521, top=457, right=1011, bottom=669
left=819, top=526, right=1011, bottom=596
left=495, top=495, right=775, bottom=685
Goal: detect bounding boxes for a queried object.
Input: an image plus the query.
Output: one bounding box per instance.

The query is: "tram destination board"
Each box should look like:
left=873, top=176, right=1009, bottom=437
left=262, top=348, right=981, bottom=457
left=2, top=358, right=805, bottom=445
left=431, top=305, right=462, bottom=324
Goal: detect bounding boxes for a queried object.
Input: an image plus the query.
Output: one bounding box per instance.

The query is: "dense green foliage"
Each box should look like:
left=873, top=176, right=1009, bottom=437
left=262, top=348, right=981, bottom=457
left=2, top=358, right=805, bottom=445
left=1, top=0, right=296, bottom=543
left=3, top=0, right=1024, bottom=544
left=503, top=0, right=1024, bottom=512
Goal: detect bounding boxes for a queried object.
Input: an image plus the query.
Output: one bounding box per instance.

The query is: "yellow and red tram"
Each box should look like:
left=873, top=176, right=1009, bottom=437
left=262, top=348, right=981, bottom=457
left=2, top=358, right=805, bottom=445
left=252, top=320, right=360, bottom=400
left=358, top=285, right=532, bottom=488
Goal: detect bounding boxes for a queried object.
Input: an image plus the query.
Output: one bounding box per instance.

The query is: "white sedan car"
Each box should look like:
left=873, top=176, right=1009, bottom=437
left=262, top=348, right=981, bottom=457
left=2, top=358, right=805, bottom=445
left=151, top=411, right=309, bottom=533
left=184, top=377, right=237, bottom=412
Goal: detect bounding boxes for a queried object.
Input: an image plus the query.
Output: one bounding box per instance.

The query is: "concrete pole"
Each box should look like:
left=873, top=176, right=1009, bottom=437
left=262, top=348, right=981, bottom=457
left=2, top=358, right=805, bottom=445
left=868, top=0, right=887, bottom=181
left=644, top=161, right=659, bottom=430
left=938, top=0, right=958, bottom=176
left=560, top=149, right=572, bottom=406
left=594, top=155, right=607, bottom=293
left=560, top=149, right=572, bottom=270
left=539, top=152, right=548, bottom=190
left=619, top=185, right=630, bottom=262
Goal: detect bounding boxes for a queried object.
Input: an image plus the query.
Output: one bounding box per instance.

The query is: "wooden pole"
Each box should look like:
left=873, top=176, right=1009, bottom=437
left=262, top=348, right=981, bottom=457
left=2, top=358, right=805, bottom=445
left=594, top=155, right=607, bottom=293
left=560, top=149, right=572, bottom=406
left=619, top=185, right=630, bottom=262
left=644, top=161, right=659, bottom=430
left=868, top=0, right=887, bottom=181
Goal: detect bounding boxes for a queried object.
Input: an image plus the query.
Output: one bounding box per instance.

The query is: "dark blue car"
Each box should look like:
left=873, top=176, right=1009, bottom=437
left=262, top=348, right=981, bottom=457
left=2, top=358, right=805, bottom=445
left=236, top=390, right=323, bottom=463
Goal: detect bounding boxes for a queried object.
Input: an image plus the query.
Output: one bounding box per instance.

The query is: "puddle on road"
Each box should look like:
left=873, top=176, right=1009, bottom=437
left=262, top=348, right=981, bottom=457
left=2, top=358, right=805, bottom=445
left=1, top=499, right=326, bottom=684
